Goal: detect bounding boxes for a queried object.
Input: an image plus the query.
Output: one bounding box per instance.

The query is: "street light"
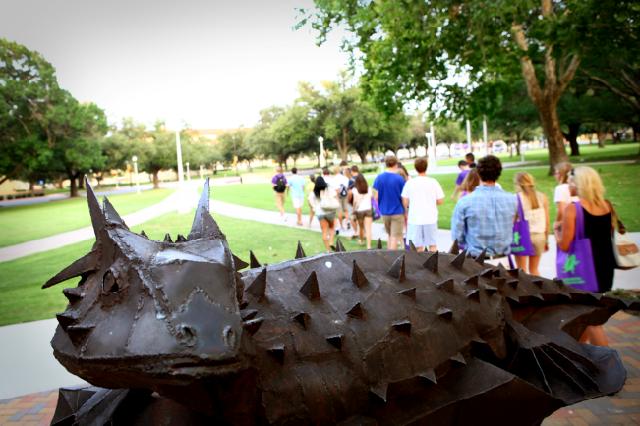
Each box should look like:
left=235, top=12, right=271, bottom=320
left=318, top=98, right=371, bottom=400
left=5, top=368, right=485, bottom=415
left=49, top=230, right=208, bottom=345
left=132, top=155, right=140, bottom=193
left=318, top=136, right=325, bottom=168
left=186, top=162, right=191, bottom=182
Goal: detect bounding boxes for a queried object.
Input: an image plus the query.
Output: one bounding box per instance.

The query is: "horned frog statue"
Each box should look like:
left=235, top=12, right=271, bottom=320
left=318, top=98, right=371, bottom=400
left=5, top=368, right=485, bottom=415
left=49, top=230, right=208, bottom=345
left=43, top=178, right=635, bottom=425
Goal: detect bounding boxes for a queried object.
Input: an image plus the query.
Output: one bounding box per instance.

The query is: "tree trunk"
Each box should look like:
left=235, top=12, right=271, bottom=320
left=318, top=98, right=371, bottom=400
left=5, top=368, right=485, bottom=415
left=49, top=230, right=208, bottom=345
left=78, top=178, right=85, bottom=189
left=356, top=149, right=368, bottom=164
left=29, top=181, right=34, bottom=191
left=562, top=122, right=581, bottom=156
left=336, top=128, right=349, bottom=161
left=538, top=103, right=569, bottom=174
left=597, top=128, right=607, bottom=148
left=152, top=170, right=160, bottom=189
left=633, top=124, right=639, bottom=142
left=69, top=175, right=79, bottom=198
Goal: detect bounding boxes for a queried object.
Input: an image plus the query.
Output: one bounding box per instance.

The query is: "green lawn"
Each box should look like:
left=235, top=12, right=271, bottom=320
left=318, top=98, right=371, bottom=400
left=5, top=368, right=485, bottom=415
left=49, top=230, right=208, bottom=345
left=0, top=211, right=364, bottom=326
left=212, top=163, right=640, bottom=231
left=0, top=188, right=173, bottom=248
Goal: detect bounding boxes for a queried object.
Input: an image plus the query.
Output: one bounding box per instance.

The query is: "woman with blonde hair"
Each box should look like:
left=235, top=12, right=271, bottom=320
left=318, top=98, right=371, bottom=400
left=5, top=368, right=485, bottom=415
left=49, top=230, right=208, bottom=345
left=555, top=166, right=615, bottom=346
left=553, top=162, right=573, bottom=226
left=513, top=172, right=549, bottom=276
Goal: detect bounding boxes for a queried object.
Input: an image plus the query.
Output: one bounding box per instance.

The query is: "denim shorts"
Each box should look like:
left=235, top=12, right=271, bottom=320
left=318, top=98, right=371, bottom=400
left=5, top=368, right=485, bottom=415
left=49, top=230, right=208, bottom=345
left=407, top=223, right=438, bottom=247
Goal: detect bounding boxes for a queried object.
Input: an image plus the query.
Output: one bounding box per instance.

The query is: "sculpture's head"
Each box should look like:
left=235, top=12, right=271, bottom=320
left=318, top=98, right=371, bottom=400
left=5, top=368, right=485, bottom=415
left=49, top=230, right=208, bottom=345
left=44, top=179, right=246, bottom=388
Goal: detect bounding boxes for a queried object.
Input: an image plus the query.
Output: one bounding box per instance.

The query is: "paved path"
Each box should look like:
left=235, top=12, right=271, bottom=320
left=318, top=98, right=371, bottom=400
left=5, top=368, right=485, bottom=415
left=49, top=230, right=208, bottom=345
left=1, top=311, right=638, bottom=424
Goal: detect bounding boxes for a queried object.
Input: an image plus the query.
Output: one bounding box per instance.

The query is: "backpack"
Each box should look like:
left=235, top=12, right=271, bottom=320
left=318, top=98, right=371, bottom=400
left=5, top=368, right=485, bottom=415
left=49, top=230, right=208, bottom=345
left=339, top=184, right=348, bottom=198
left=319, top=189, right=339, bottom=211
left=274, top=176, right=286, bottom=193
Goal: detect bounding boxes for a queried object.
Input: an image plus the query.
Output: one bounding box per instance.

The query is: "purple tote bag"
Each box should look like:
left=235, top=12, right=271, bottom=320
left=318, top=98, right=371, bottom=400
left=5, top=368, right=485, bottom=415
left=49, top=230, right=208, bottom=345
left=510, top=195, right=536, bottom=256
left=556, top=201, right=599, bottom=292
left=371, top=198, right=381, bottom=220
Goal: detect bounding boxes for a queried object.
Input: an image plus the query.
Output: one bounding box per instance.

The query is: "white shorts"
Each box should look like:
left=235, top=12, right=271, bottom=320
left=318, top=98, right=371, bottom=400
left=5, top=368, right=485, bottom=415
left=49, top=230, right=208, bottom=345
left=292, top=196, right=304, bottom=209
left=407, top=223, right=438, bottom=247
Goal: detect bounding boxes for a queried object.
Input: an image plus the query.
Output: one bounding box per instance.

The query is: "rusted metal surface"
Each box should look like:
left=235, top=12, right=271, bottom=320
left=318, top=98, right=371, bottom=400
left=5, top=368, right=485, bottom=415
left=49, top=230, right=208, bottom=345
left=43, top=178, right=636, bottom=425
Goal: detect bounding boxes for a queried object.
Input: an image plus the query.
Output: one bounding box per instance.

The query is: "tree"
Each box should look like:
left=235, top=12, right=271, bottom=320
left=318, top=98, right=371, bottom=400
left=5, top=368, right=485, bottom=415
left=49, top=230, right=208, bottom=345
left=0, top=38, right=59, bottom=184
left=303, top=0, right=631, bottom=171
left=139, top=122, right=177, bottom=189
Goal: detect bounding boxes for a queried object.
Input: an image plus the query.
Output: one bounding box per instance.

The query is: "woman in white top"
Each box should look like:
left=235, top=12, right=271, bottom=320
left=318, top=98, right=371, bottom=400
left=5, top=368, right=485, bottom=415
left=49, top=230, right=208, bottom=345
left=514, top=172, right=549, bottom=276
left=351, top=174, right=373, bottom=249
left=307, top=176, right=336, bottom=251
left=553, top=162, right=573, bottom=229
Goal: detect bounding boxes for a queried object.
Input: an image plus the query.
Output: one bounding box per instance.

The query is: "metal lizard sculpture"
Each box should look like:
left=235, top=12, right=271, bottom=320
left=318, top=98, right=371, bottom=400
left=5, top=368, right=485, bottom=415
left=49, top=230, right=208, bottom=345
left=43, top=178, right=636, bottom=425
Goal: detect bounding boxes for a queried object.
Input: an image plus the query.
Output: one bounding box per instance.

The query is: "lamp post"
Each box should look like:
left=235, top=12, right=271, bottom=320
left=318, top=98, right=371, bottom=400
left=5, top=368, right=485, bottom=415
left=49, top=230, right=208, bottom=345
left=466, top=119, right=472, bottom=152
left=318, top=136, right=325, bottom=168
left=175, top=130, right=184, bottom=184
left=483, top=116, right=489, bottom=156
left=132, top=155, right=140, bottom=193
left=186, top=162, right=191, bottom=182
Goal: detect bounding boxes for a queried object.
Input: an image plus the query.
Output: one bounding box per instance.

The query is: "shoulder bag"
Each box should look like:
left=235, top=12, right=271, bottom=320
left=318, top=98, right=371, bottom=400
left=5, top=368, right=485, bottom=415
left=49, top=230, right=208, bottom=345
left=608, top=201, right=640, bottom=270
left=511, top=194, right=536, bottom=256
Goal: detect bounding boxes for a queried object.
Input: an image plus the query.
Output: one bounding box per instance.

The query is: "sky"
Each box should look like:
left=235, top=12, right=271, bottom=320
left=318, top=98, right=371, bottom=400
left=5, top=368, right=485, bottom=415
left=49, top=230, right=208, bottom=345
left=0, top=0, right=350, bottom=130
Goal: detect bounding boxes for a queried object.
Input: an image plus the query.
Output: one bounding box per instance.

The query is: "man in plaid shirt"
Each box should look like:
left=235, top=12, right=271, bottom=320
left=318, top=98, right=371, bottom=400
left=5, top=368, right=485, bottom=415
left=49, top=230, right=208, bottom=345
left=451, top=155, right=517, bottom=258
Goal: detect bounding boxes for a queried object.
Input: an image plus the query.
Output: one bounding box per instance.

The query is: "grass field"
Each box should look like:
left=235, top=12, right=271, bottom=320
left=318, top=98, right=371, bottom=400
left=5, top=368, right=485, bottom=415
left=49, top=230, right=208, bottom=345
left=0, top=188, right=173, bottom=248
left=0, top=211, right=364, bottom=326
left=211, top=162, right=640, bottom=231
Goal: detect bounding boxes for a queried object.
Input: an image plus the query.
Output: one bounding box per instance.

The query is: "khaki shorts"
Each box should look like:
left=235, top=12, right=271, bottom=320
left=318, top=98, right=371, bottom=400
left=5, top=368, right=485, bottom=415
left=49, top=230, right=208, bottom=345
left=338, top=196, right=349, bottom=214
left=383, top=214, right=404, bottom=239
left=530, top=232, right=547, bottom=256
left=355, top=210, right=372, bottom=227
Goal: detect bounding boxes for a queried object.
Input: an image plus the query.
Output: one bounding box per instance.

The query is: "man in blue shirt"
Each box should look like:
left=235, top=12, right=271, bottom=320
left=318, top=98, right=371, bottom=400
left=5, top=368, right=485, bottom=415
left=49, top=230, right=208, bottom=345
left=373, top=155, right=406, bottom=250
left=451, top=155, right=517, bottom=257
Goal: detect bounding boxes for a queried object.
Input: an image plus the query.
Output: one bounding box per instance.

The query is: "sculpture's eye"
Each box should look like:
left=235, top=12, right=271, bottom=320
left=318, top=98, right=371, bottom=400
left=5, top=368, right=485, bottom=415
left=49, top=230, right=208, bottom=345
left=177, top=325, right=198, bottom=347
left=102, top=270, right=120, bottom=294
left=223, top=325, right=236, bottom=348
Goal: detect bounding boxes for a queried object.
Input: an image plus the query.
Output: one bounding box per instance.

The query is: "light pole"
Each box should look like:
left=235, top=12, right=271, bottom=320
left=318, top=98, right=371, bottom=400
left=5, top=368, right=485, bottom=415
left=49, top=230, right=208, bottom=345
left=186, top=162, right=191, bottom=182
left=466, top=119, right=472, bottom=152
left=318, top=136, right=325, bottom=168
left=483, top=116, right=489, bottom=156
left=175, top=130, right=184, bottom=185
left=132, top=155, right=140, bottom=193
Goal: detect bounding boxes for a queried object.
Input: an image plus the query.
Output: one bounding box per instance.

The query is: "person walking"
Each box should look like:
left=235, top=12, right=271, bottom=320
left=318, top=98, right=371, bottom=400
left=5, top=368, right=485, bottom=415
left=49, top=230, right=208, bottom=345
left=288, top=167, right=306, bottom=226
left=401, top=157, right=444, bottom=252
left=307, top=176, right=337, bottom=251
left=271, top=166, right=288, bottom=220
left=373, top=155, right=406, bottom=250
left=552, top=162, right=574, bottom=228
left=451, top=155, right=517, bottom=258
left=351, top=174, right=374, bottom=249
left=451, top=160, right=471, bottom=200
left=555, top=166, right=615, bottom=346
left=513, top=172, right=549, bottom=276
left=460, top=168, right=480, bottom=197
left=330, top=166, right=350, bottom=231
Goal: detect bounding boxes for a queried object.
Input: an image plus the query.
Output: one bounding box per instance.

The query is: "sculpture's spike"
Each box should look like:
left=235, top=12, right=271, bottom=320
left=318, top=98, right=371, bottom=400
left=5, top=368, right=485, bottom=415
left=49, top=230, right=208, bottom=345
left=66, top=324, right=94, bottom=346
left=418, top=369, right=437, bottom=384
left=450, top=352, right=466, bottom=365
left=423, top=252, right=438, bottom=273
left=553, top=277, right=565, bottom=288
left=408, top=240, right=417, bottom=252
left=62, top=287, right=84, bottom=303
left=243, top=317, right=264, bottom=335
left=450, top=250, right=467, bottom=269
left=483, top=284, right=498, bottom=296
left=436, top=278, right=455, bottom=293
left=397, top=287, right=416, bottom=300
left=480, top=268, right=495, bottom=279
left=56, top=312, right=79, bottom=330
left=249, top=251, right=261, bottom=269
left=140, top=230, right=148, bottom=239
left=532, top=279, right=544, bottom=288
left=449, top=239, right=460, bottom=254
left=346, top=302, right=364, bottom=319
left=176, top=234, right=187, bottom=242
left=295, top=241, right=306, bottom=259
left=267, top=345, right=285, bottom=364
left=325, top=334, right=344, bottom=350
left=491, top=277, right=506, bottom=289
left=508, top=268, right=521, bottom=278
left=334, top=238, right=346, bottom=252
left=475, top=248, right=487, bottom=265
left=240, top=309, right=258, bottom=321
left=246, top=268, right=267, bottom=299
left=42, top=250, right=99, bottom=289
left=85, top=177, right=104, bottom=237
left=232, top=254, right=249, bottom=271
left=299, top=271, right=320, bottom=300
left=377, top=238, right=383, bottom=249
left=392, top=320, right=411, bottom=334
left=102, top=197, right=128, bottom=228
left=463, top=275, right=479, bottom=287
left=370, top=383, right=388, bottom=403
left=163, top=233, right=173, bottom=243
left=507, top=279, right=519, bottom=290
left=387, top=255, right=406, bottom=282
left=466, top=289, right=480, bottom=301
left=351, top=260, right=368, bottom=288
left=188, top=178, right=225, bottom=240
left=437, top=307, right=453, bottom=320
left=293, top=312, right=311, bottom=329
